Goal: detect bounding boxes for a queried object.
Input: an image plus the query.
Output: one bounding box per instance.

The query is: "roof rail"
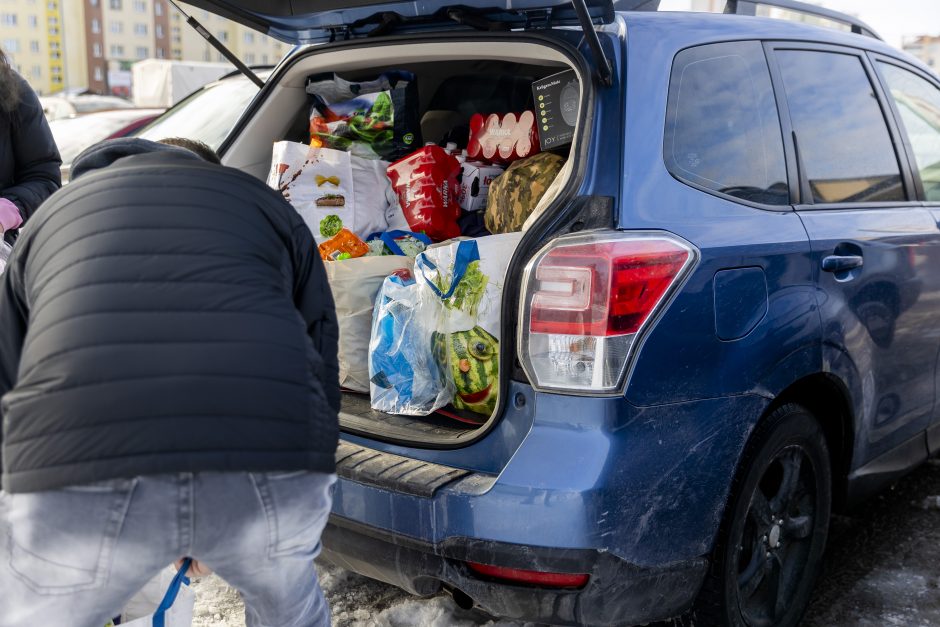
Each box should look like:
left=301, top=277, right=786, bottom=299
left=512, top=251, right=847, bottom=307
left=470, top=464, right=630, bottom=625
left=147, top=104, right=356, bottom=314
left=724, top=0, right=882, bottom=40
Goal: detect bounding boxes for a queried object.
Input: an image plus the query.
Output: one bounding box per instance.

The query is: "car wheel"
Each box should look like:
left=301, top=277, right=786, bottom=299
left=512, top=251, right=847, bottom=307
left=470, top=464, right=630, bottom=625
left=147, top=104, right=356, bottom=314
left=693, top=403, right=832, bottom=627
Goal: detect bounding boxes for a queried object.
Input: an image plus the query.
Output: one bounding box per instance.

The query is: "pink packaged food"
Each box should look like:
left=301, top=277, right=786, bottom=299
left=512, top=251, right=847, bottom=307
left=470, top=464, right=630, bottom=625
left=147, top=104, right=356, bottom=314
left=466, top=111, right=541, bottom=164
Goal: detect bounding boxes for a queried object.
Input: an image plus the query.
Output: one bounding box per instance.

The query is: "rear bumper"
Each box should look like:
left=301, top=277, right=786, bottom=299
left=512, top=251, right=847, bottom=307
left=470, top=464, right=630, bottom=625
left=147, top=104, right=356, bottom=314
left=321, top=514, right=707, bottom=626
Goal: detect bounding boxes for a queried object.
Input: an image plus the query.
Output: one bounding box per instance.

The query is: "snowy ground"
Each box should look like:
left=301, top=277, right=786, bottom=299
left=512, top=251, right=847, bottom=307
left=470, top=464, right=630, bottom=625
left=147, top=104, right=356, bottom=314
left=190, top=459, right=940, bottom=627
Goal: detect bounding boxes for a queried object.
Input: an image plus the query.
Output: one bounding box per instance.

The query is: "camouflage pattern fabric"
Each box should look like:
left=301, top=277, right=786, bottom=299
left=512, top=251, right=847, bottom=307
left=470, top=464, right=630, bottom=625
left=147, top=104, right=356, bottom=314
left=485, top=152, right=565, bottom=234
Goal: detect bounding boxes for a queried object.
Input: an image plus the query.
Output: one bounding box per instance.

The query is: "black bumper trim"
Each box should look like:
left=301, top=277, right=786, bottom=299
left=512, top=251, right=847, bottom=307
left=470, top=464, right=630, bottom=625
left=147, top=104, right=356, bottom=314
left=321, top=515, right=708, bottom=626
left=335, top=440, right=471, bottom=498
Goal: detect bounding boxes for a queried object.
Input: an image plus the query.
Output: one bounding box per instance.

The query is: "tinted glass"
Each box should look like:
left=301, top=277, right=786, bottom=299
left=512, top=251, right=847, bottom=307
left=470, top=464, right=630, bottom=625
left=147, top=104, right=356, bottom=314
left=777, top=50, right=904, bottom=203
left=136, top=75, right=261, bottom=150
left=665, top=41, right=789, bottom=205
left=878, top=62, right=940, bottom=202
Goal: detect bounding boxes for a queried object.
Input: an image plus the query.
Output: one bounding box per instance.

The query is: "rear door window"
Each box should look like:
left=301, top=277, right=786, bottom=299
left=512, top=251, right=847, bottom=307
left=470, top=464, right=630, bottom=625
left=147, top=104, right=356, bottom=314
left=664, top=41, right=789, bottom=206
left=775, top=50, right=904, bottom=204
left=877, top=62, right=940, bottom=202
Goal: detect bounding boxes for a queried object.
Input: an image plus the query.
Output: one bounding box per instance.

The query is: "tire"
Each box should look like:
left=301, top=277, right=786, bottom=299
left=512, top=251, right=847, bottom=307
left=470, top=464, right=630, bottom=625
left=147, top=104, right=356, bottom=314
left=692, top=403, right=832, bottom=627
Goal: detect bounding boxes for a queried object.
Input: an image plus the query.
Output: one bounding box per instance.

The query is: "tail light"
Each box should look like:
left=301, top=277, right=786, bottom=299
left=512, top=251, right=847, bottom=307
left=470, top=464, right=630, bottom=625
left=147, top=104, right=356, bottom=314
left=519, top=231, right=697, bottom=395
left=466, top=561, right=590, bottom=589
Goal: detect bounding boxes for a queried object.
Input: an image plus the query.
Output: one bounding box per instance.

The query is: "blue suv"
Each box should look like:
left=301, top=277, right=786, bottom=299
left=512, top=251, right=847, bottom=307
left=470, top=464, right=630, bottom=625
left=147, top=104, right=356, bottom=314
left=187, top=0, right=940, bottom=624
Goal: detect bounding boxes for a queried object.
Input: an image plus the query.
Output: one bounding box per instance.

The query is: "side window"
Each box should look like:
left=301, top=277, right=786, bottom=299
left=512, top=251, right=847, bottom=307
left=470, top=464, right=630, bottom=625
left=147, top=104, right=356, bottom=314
left=776, top=50, right=904, bottom=204
left=665, top=41, right=789, bottom=206
left=877, top=62, right=940, bottom=202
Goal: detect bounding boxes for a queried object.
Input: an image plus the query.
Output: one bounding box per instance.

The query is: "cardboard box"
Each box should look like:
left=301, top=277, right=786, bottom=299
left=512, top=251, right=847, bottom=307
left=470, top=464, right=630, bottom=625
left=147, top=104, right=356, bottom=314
left=532, top=69, right=580, bottom=149
left=458, top=161, right=505, bottom=212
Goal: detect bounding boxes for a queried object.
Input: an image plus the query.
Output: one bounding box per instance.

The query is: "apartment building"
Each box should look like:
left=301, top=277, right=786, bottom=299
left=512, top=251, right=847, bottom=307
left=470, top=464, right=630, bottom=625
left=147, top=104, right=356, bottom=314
left=903, top=35, right=940, bottom=70
left=0, top=0, right=65, bottom=95
left=0, top=0, right=284, bottom=95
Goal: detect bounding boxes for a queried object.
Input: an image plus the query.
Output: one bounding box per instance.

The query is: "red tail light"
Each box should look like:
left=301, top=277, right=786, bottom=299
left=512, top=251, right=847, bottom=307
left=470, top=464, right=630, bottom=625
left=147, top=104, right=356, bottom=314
left=519, top=232, right=696, bottom=394
left=466, top=561, right=589, bottom=589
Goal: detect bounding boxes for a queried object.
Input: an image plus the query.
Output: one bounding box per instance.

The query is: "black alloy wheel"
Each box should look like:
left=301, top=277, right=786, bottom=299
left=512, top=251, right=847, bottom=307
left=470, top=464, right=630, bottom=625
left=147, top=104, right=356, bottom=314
left=693, top=403, right=832, bottom=627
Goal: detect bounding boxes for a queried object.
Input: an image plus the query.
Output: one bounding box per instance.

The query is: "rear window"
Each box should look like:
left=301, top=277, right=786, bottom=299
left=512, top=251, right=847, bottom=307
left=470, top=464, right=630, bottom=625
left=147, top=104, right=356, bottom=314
left=776, top=50, right=904, bottom=204
left=665, top=41, right=789, bottom=206
left=877, top=62, right=940, bottom=202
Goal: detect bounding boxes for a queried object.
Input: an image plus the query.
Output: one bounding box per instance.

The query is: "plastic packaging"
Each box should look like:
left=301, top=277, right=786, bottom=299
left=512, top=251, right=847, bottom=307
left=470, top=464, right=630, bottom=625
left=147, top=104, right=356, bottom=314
left=267, top=141, right=409, bottom=244
left=306, top=71, right=421, bottom=161
left=467, top=111, right=540, bottom=164
left=386, top=145, right=462, bottom=242
left=319, top=228, right=370, bottom=261
left=369, top=270, right=453, bottom=415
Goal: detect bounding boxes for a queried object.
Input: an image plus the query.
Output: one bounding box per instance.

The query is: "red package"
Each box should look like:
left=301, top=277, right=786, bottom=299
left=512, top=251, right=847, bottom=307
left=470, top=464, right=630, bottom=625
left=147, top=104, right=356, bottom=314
left=386, top=146, right=461, bottom=242
left=466, top=111, right=541, bottom=164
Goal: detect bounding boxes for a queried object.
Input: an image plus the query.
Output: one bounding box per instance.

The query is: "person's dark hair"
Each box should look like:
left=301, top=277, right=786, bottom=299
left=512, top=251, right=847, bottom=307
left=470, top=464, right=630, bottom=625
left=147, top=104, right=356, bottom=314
left=0, top=48, right=21, bottom=113
left=157, top=137, right=221, bottom=164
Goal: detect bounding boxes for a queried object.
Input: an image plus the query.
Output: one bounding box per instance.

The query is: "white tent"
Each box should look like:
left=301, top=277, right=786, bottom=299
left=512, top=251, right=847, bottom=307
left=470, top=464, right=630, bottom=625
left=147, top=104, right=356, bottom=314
left=132, top=59, right=233, bottom=108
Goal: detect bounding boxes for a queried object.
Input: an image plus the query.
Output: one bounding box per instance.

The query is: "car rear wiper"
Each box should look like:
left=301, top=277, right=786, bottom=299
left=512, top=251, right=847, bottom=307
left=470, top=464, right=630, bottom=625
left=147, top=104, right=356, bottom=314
left=167, top=0, right=265, bottom=89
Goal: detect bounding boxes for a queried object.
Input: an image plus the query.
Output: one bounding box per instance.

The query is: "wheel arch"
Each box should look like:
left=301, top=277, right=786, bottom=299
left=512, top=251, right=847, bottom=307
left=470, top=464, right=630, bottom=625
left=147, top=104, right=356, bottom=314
left=766, top=373, right=855, bottom=512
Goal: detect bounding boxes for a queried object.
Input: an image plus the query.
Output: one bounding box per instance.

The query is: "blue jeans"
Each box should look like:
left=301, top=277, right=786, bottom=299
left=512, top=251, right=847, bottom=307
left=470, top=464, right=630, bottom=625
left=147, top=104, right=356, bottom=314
left=0, top=471, right=336, bottom=627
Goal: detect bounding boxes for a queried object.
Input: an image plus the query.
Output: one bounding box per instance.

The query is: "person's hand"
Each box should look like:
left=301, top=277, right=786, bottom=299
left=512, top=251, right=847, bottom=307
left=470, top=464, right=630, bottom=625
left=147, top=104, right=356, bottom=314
left=175, top=557, right=213, bottom=578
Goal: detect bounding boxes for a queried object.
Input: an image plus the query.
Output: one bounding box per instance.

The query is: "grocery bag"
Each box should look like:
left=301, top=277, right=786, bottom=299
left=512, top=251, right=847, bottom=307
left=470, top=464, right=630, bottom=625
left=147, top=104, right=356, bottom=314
left=306, top=71, right=422, bottom=161
left=368, top=269, right=453, bottom=416
left=327, top=255, right=414, bottom=393
left=120, top=559, right=194, bottom=627
left=415, top=233, right=522, bottom=417
left=268, top=141, right=409, bottom=244
left=485, top=152, right=564, bottom=234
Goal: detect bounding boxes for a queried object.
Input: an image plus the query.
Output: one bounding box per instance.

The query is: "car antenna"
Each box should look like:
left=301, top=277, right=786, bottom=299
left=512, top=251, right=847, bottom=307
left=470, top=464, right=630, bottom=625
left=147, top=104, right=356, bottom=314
left=166, top=0, right=265, bottom=88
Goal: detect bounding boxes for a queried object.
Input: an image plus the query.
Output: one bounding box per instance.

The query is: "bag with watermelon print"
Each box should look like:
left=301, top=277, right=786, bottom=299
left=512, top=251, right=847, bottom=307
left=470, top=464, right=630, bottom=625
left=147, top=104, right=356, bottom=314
left=414, top=233, right=522, bottom=418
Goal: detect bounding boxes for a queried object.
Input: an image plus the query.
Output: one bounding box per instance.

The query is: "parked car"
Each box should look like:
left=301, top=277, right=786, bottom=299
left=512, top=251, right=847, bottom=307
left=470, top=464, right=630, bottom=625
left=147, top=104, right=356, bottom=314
left=177, top=0, right=940, bottom=625
left=133, top=68, right=271, bottom=152
left=39, top=94, right=135, bottom=121
left=50, top=108, right=165, bottom=182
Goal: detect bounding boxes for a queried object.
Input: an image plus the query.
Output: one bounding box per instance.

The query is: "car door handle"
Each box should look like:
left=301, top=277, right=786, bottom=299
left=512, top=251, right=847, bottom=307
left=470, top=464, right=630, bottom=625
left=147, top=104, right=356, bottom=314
left=821, top=255, right=863, bottom=273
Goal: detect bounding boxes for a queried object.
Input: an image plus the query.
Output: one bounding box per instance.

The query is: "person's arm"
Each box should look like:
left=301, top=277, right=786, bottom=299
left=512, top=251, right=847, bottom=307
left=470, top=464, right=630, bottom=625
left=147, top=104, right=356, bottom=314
left=0, top=246, right=29, bottom=462
left=290, top=222, right=340, bottom=414
left=2, top=76, right=61, bottom=224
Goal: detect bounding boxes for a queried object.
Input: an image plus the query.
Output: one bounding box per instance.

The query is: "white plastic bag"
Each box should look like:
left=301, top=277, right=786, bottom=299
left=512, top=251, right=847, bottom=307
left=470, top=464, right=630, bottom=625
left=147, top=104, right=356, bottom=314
left=267, top=141, right=408, bottom=243
left=120, top=561, right=194, bottom=627
left=368, top=269, right=453, bottom=416
left=413, top=234, right=522, bottom=417
left=0, top=241, right=11, bottom=274
left=326, top=255, right=414, bottom=393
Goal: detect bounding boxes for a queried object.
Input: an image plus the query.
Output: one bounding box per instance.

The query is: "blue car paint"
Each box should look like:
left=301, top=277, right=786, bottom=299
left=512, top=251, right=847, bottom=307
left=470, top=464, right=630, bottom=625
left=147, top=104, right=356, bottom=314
left=235, top=10, right=940, bottom=623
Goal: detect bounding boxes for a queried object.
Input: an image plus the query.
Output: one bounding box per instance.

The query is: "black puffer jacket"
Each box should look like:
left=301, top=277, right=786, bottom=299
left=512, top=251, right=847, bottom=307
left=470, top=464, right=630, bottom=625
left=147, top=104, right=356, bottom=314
left=1, top=73, right=61, bottom=240
left=0, top=139, right=339, bottom=493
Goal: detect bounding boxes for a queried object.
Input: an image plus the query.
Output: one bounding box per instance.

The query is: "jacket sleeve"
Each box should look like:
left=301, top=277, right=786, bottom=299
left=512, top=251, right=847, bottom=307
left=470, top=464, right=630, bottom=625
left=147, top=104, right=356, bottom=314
left=2, top=76, right=61, bottom=223
left=290, top=222, right=341, bottom=415
left=0, top=247, right=29, bottom=458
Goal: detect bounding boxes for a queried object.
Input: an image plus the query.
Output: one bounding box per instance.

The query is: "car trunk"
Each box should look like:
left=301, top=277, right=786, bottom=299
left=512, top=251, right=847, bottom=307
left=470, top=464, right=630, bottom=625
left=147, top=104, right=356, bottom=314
left=216, top=36, right=590, bottom=446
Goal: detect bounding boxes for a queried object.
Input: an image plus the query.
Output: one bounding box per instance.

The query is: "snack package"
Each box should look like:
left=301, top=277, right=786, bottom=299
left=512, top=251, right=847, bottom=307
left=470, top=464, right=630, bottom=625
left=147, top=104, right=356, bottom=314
left=306, top=71, right=421, bottom=161
left=415, top=233, right=523, bottom=418
left=466, top=112, right=540, bottom=164
left=485, top=152, right=564, bottom=234
left=319, top=228, right=369, bottom=261
left=457, top=160, right=504, bottom=212
left=386, top=145, right=461, bottom=242
left=268, top=141, right=409, bottom=244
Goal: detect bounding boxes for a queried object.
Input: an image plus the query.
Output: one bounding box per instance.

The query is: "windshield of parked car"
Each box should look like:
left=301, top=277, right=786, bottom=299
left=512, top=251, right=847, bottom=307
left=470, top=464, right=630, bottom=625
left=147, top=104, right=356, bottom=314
left=135, top=74, right=264, bottom=150
left=70, top=96, right=135, bottom=113
left=51, top=111, right=158, bottom=164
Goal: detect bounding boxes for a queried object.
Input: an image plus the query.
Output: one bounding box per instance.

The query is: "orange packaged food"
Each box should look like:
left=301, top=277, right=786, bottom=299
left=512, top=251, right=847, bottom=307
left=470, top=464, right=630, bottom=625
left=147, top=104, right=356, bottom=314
left=318, top=228, right=370, bottom=261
